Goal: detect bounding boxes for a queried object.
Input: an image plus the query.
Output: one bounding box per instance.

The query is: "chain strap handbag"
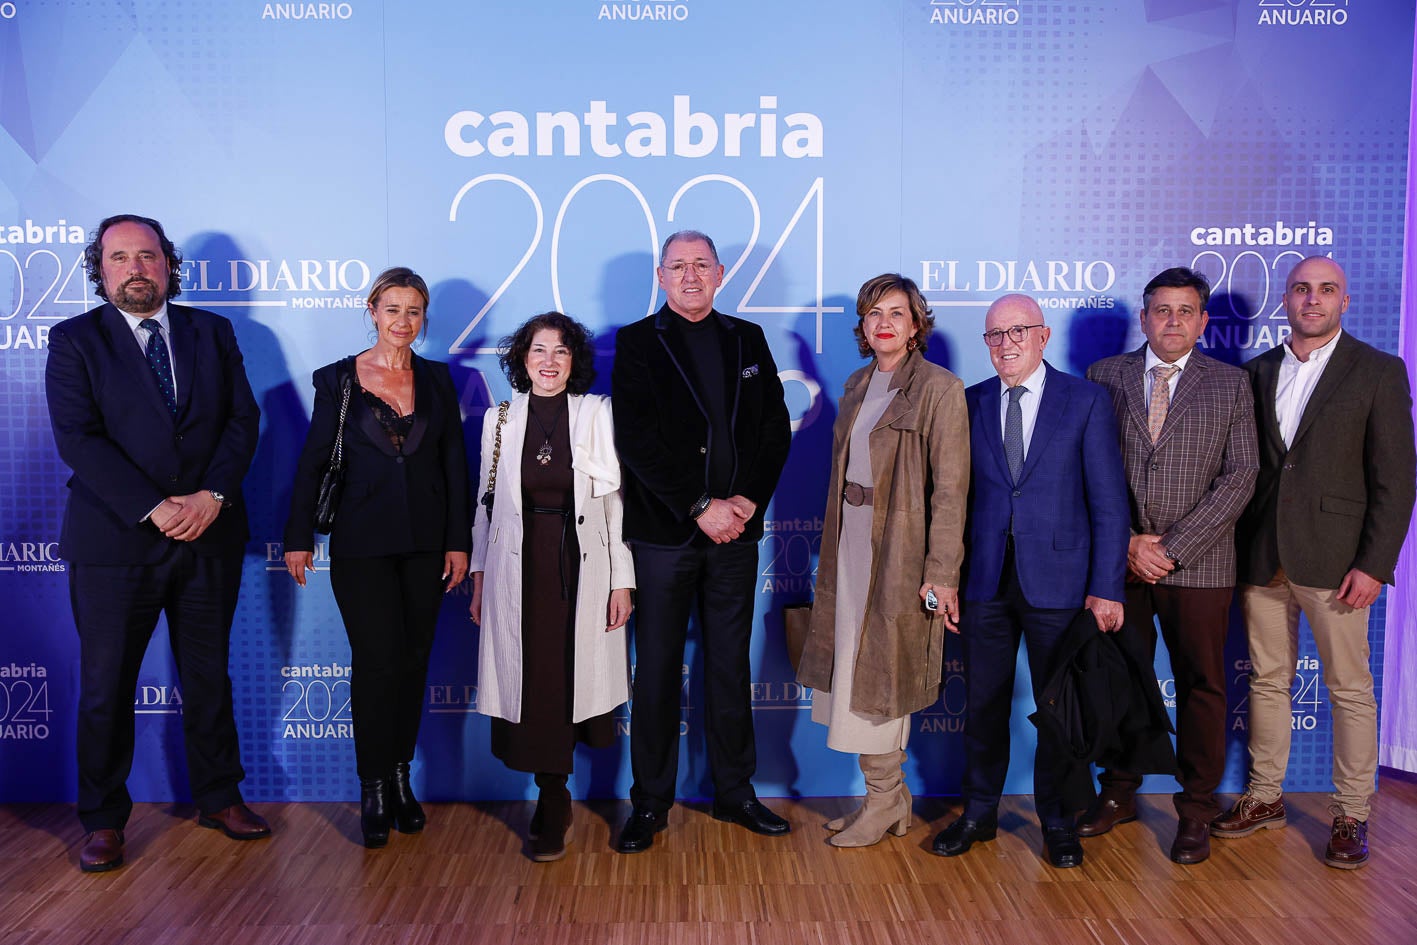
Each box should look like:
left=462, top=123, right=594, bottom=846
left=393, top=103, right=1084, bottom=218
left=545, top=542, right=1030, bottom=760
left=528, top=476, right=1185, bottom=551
left=478, top=400, right=511, bottom=524
left=313, top=362, right=354, bottom=534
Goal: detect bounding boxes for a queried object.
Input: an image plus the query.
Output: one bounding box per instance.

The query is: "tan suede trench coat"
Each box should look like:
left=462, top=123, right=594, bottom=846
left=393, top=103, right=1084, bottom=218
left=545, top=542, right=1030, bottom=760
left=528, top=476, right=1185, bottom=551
left=796, top=351, right=969, bottom=719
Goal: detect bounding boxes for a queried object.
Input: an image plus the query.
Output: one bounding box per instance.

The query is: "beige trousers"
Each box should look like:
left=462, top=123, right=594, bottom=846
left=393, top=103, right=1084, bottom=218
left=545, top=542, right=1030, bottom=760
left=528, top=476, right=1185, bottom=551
left=1240, top=577, right=1377, bottom=821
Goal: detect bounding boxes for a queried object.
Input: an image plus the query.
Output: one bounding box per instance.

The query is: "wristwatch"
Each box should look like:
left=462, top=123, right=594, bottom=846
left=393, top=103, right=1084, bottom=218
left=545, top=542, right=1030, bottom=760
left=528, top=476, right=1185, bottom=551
left=208, top=490, right=227, bottom=506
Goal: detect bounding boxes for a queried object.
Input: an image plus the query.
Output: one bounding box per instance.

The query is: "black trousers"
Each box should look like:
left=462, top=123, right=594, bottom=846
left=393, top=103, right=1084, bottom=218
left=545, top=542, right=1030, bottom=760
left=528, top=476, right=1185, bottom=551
left=330, top=552, right=444, bottom=780
left=960, top=542, right=1078, bottom=829
left=628, top=539, right=759, bottom=812
left=1100, top=581, right=1233, bottom=822
left=70, top=545, right=246, bottom=832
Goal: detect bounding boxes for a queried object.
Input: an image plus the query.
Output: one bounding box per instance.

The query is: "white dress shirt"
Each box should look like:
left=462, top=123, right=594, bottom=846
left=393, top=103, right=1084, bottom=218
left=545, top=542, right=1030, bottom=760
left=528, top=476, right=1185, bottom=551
left=1143, top=345, right=1192, bottom=403
left=1276, top=329, right=1342, bottom=448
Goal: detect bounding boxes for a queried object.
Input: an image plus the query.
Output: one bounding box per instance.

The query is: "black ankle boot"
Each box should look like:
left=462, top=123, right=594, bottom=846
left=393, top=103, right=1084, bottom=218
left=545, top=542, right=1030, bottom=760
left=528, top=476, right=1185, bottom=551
left=360, top=778, right=391, bottom=848
left=530, top=773, right=571, bottom=862
left=391, top=762, right=426, bottom=834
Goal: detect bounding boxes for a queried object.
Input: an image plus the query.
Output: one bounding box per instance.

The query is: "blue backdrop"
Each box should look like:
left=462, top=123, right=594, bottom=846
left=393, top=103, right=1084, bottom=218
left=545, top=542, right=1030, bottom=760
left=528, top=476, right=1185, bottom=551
left=1, top=0, right=1411, bottom=804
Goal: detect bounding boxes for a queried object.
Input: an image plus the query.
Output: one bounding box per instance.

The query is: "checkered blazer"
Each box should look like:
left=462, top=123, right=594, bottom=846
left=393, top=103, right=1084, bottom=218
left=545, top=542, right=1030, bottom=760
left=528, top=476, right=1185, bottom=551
left=1087, top=346, right=1258, bottom=588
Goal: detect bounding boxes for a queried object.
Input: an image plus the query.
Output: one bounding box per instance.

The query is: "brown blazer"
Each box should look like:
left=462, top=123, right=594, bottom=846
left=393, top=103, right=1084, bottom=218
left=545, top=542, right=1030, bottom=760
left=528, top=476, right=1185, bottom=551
left=796, top=352, right=969, bottom=719
left=1237, top=331, right=1415, bottom=588
left=1087, top=346, right=1258, bottom=588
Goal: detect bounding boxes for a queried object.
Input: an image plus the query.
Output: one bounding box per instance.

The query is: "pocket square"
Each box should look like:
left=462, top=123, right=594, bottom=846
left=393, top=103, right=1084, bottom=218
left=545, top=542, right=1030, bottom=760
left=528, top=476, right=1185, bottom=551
left=741, top=364, right=759, bottom=378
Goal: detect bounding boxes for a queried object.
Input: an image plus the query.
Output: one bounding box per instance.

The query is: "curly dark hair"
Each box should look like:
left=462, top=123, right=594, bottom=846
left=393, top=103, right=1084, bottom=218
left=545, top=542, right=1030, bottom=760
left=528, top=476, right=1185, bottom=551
left=853, top=273, right=934, bottom=357
left=83, top=214, right=184, bottom=302
left=498, top=312, right=597, bottom=394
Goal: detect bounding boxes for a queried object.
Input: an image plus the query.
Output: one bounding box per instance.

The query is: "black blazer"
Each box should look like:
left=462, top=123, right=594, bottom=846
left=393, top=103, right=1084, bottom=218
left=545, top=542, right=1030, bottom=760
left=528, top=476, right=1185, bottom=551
left=611, top=305, right=791, bottom=545
left=45, top=302, right=260, bottom=564
left=1237, top=332, right=1416, bottom=588
left=284, top=355, right=471, bottom=558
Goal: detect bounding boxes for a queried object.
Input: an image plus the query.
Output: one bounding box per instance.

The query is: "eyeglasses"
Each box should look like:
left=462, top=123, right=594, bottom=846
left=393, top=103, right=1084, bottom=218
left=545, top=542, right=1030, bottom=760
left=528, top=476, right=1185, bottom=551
left=661, top=261, right=717, bottom=278
left=982, top=324, right=1044, bottom=346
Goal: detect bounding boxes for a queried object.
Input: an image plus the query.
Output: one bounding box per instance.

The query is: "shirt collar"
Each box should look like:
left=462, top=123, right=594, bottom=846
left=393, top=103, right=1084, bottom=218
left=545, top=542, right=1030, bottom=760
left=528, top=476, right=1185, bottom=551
left=1282, top=328, right=1342, bottom=366
left=1001, top=360, right=1048, bottom=398
left=1144, top=344, right=1193, bottom=375
left=119, top=302, right=170, bottom=336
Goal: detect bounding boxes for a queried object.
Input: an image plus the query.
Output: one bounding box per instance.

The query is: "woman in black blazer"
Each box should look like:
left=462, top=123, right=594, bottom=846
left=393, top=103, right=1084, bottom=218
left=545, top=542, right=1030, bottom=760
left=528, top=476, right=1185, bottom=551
left=283, top=267, right=471, bottom=848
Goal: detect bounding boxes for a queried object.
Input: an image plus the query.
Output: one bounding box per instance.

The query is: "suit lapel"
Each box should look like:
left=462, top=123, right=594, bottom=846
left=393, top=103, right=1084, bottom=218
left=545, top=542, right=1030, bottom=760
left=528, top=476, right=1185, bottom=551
left=168, top=306, right=195, bottom=419
left=1120, top=348, right=1149, bottom=437
left=873, top=352, right=917, bottom=433
left=1019, top=364, right=1068, bottom=485
left=1291, top=334, right=1359, bottom=448
left=654, top=308, right=708, bottom=419
left=975, top=376, right=1011, bottom=483
left=568, top=394, right=589, bottom=514
left=101, top=304, right=172, bottom=423
left=1152, top=352, right=1205, bottom=450
left=1251, top=349, right=1285, bottom=455
left=401, top=357, right=431, bottom=455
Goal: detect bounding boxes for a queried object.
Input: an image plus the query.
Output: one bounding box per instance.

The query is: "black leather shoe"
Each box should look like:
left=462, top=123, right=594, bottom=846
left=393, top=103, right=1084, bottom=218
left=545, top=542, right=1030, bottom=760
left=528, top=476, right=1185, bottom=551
left=360, top=778, right=392, bottom=849
left=391, top=762, right=426, bottom=834
left=711, top=798, right=791, bottom=836
left=931, top=814, right=998, bottom=857
left=616, top=808, right=667, bottom=853
left=1043, top=825, right=1084, bottom=868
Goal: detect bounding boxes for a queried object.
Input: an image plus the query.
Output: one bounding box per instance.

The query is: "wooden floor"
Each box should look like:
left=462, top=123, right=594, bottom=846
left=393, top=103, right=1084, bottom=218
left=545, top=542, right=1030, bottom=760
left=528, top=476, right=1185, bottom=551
left=4, top=780, right=1417, bottom=945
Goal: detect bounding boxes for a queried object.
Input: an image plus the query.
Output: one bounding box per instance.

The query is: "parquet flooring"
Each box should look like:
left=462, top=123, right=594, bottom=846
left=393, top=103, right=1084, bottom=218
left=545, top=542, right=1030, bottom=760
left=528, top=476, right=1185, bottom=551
left=3, top=778, right=1417, bottom=944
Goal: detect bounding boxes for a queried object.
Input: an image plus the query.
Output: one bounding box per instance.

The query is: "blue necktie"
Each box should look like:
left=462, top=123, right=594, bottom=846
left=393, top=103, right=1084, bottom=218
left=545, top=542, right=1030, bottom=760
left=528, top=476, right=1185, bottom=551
left=1004, top=385, right=1026, bottom=483
left=138, top=320, right=177, bottom=417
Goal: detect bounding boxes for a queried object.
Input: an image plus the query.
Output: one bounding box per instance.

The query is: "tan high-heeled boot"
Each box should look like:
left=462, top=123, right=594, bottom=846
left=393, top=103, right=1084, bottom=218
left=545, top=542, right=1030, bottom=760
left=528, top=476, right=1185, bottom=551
left=829, top=750, right=911, bottom=848
left=826, top=782, right=912, bottom=832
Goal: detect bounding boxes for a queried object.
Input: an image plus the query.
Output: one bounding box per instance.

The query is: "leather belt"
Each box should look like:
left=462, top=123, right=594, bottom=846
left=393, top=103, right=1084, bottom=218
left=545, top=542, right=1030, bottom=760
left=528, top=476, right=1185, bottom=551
left=842, top=482, right=874, bottom=507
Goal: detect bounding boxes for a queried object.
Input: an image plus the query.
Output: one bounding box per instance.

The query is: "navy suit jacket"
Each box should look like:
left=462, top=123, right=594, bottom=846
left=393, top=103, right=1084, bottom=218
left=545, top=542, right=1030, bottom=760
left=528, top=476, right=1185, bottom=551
left=963, top=361, right=1130, bottom=608
left=283, top=355, right=471, bottom=559
left=45, top=302, right=260, bottom=564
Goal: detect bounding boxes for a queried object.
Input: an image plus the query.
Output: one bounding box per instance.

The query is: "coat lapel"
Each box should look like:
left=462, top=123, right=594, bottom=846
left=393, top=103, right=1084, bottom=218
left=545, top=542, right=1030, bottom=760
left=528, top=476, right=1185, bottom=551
left=1019, top=363, right=1068, bottom=485
left=1251, top=349, right=1285, bottom=455
left=1121, top=348, right=1149, bottom=437
left=1291, top=333, right=1359, bottom=448
left=401, top=357, right=432, bottom=455
left=499, top=395, right=529, bottom=516
left=168, top=306, right=195, bottom=419
left=568, top=394, right=590, bottom=514
left=975, top=375, right=1012, bottom=484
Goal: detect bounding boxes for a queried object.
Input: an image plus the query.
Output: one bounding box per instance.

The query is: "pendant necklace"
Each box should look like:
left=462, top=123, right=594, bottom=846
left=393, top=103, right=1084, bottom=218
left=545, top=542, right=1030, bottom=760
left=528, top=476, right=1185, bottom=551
left=528, top=396, right=566, bottom=466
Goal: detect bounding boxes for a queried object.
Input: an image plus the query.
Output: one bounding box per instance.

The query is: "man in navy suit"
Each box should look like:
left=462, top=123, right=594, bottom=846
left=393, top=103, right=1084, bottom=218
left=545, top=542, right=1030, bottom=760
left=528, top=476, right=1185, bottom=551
left=932, top=293, right=1130, bottom=869
left=45, top=214, right=269, bottom=873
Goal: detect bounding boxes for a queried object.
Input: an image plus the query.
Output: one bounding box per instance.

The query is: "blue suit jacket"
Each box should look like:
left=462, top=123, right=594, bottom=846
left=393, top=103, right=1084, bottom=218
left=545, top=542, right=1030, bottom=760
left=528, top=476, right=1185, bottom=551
left=963, top=361, right=1130, bottom=608
left=45, top=302, right=260, bottom=564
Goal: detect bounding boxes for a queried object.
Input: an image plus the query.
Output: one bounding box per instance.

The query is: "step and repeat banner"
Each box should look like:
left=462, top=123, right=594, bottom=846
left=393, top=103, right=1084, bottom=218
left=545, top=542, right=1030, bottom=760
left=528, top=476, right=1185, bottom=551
left=1, top=1, right=1411, bottom=803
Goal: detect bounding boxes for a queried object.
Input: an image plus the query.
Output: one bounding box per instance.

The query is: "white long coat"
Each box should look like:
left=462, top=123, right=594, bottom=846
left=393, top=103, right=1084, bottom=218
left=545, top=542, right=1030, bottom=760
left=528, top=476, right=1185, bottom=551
left=470, top=393, right=634, bottom=723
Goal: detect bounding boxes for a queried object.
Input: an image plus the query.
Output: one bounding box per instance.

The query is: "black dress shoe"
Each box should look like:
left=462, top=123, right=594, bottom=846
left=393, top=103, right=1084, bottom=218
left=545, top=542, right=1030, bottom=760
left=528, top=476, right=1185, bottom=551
left=360, top=778, right=392, bottom=849
left=616, top=808, right=667, bottom=853
left=1043, top=825, right=1084, bottom=868
left=390, top=762, right=426, bottom=834
left=711, top=798, right=791, bottom=836
left=931, top=814, right=998, bottom=857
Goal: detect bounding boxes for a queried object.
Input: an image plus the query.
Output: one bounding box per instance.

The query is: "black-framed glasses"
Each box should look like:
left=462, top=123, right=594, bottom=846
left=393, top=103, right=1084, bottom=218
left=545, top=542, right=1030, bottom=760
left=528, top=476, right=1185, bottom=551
left=982, top=324, right=1044, bottom=346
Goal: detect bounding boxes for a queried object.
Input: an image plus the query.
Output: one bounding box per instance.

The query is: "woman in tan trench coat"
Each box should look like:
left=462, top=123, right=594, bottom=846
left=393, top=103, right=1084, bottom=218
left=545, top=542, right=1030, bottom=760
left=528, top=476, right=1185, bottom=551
left=796, top=273, right=969, bottom=847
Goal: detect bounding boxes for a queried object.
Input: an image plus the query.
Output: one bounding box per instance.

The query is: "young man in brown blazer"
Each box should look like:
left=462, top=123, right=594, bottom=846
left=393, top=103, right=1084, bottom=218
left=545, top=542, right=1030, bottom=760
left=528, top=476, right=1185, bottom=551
left=1213, top=256, right=1415, bottom=869
left=1081, top=267, right=1258, bottom=864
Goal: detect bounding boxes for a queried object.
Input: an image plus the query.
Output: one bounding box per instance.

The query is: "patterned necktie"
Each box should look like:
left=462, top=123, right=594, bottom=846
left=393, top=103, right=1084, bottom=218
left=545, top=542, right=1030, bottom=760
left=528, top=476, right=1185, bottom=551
left=1004, top=385, right=1026, bottom=483
left=1148, top=364, right=1179, bottom=442
left=138, top=319, right=178, bottom=417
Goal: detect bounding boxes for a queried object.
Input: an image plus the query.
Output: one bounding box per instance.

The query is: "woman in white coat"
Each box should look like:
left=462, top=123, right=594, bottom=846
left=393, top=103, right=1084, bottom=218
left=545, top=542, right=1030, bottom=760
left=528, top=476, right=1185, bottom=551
left=469, top=312, right=634, bottom=862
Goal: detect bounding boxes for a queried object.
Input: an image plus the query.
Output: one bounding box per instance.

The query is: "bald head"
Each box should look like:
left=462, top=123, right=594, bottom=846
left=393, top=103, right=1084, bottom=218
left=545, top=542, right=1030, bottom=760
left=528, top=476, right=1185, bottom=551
left=984, top=294, right=1050, bottom=387
left=1284, top=255, right=1348, bottom=357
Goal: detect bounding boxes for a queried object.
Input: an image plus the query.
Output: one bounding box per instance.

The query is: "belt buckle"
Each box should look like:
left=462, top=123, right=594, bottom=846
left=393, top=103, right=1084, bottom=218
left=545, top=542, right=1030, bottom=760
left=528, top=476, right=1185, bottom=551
left=843, top=482, right=866, bottom=506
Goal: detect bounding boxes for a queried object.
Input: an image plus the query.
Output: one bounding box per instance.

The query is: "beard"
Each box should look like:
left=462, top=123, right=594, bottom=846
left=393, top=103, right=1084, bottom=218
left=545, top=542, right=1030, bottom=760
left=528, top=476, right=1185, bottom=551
left=111, top=277, right=164, bottom=314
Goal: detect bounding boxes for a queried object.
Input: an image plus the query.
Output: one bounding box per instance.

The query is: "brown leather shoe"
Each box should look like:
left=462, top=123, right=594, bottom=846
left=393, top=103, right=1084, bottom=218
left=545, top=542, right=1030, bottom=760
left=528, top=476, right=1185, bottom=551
left=1324, top=812, right=1368, bottom=870
left=1170, top=817, right=1211, bottom=865
left=1076, top=792, right=1136, bottom=838
left=79, top=829, right=125, bottom=873
left=198, top=803, right=272, bottom=840
left=1211, top=794, right=1286, bottom=838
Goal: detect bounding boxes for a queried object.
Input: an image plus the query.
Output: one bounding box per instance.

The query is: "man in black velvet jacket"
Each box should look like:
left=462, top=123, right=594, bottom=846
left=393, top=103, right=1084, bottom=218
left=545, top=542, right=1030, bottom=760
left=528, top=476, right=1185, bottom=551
left=611, top=230, right=792, bottom=852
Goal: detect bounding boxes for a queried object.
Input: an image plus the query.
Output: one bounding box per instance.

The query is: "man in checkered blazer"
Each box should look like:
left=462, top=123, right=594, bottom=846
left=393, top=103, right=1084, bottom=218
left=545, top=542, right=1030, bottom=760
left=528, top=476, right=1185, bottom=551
left=1079, top=267, right=1258, bottom=865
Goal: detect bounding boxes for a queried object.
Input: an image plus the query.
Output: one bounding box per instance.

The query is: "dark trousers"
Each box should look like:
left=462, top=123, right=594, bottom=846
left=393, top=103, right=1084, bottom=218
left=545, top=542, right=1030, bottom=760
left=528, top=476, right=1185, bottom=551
left=330, top=552, right=444, bottom=781
left=70, top=545, right=246, bottom=832
left=628, top=539, right=759, bottom=812
left=960, top=543, right=1078, bottom=829
left=1099, top=581, right=1232, bottom=822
